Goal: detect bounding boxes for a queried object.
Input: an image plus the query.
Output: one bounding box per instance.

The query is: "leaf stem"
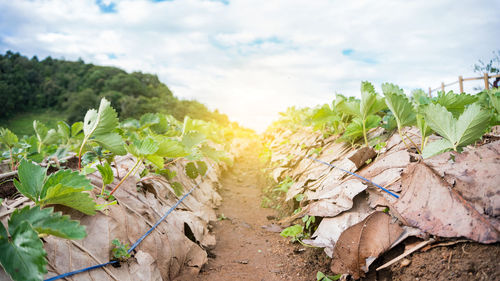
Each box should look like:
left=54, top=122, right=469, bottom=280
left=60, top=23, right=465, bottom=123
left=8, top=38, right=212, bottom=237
left=398, top=128, right=412, bottom=152
left=8, top=147, right=14, bottom=171
left=402, top=131, right=422, bottom=154
left=107, top=158, right=142, bottom=198
left=362, top=120, right=368, bottom=146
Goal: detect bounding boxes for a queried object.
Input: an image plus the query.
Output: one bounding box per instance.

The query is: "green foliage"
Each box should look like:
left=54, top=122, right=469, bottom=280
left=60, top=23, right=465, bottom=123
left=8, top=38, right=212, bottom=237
left=280, top=224, right=303, bottom=240
left=0, top=220, right=47, bottom=281
left=97, top=161, right=114, bottom=195
left=273, top=176, right=294, bottom=193
left=382, top=83, right=416, bottom=130
left=317, top=271, right=341, bottom=281
left=422, top=103, right=491, bottom=158
left=127, top=137, right=159, bottom=157
left=185, top=162, right=200, bottom=179
left=0, top=51, right=230, bottom=128
left=337, top=82, right=386, bottom=146
left=154, top=136, right=189, bottom=158
left=434, top=91, right=478, bottom=118
left=80, top=98, right=126, bottom=160
left=33, top=120, right=59, bottom=153
left=111, top=239, right=131, bottom=261
left=14, top=159, right=96, bottom=214
left=0, top=127, right=18, bottom=148
left=170, top=182, right=184, bottom=196
left=9, top=206, right=86, bottom=240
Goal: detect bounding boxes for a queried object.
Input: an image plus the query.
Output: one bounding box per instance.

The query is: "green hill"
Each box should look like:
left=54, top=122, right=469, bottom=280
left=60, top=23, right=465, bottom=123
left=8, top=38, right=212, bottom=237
left=0, top=51, right=230, bottom=135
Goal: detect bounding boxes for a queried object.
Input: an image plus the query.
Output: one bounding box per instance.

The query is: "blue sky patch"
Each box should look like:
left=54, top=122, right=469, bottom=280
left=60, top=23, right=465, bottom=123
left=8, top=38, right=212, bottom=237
left=107, top=53, right=117, bottom=59
left=342, top=48, right=377, bottom=64
left=96, top=0, right=117, bottom=13
left=208, top=0, right=230, bottom=5
left=342, top=48, right=353, bottom=56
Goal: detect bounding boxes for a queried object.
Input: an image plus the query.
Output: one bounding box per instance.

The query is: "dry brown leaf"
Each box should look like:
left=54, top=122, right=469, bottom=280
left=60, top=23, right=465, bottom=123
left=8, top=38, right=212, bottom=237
left=330, top=212, right=403, bottom=279
left=395, top=163, right=500, bottom=243
left=425, top=140, right=500, bottom=218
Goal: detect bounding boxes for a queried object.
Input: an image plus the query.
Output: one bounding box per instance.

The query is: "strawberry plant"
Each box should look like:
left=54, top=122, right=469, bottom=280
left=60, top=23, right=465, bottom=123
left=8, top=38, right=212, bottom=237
left=337, top=82, right=386, bottom=146
left=421, top=103, right=491, bottom=158
left=108, top=136, right=159, bottom=197
left=14, top=159, right=97, bottom=215
left=0, top=159, right=93, bottom=281
left=79, top=98, right=126, bottom=169
left=0, top=127, right=18, bottom=170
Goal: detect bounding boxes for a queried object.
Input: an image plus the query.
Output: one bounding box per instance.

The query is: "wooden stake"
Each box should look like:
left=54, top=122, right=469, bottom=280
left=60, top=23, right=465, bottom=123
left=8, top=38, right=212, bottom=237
left=441, top=82, right=445, bottom=93
left=458, top=76, right=463, bottom=93
left=428, top=87, right=432, bottom=97
left=484, top=73, right=490, bottom=90
left=376, top=238, right=435, bottom=271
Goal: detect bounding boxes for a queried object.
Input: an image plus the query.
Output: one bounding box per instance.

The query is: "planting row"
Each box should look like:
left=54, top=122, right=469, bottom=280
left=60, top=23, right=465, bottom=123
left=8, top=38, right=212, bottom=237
left=0, top=98, right=247, bottom=281
left=262, top=83, right=499, bottom=279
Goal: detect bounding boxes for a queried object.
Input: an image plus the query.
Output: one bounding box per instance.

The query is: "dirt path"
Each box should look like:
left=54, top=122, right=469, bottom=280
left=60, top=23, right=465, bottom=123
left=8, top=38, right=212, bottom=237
left=189, top=144, right=328, bottom=281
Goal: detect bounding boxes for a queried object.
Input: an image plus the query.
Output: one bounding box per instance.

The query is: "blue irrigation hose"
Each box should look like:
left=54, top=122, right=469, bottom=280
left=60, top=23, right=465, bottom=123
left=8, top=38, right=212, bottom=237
left=44, top=178, right=203, bottom=281
left=44, top=261, right=118, bottom=281
left=306, top=156, right=399, bottom=199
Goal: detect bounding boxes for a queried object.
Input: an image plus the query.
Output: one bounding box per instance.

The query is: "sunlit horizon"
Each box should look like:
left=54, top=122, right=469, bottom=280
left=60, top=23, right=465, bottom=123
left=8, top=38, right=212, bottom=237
left=1, top=0, right=499, bottom=132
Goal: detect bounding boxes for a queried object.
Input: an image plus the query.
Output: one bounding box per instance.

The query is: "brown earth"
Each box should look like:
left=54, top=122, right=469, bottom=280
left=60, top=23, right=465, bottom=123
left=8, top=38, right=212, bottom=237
left=187, top=142, right=331, bottom=281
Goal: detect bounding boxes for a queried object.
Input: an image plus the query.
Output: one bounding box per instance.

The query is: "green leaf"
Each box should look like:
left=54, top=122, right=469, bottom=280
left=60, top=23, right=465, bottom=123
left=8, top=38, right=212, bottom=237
left=146, top=155, right=164, bottom=169
left=455, top=103, right=491, bottom=146
left=9, top=206, right=86, bottom=240
left=182, top=131, right=206, bottom=149
left=411, top=89, right=431, bottom=105
left=97, top=162, right=114, bottom=186
left=434, top=91, right=477, bottom=117
left=155, top=137, right=189, bottom=158
left=41, top=184, right=96, bottom=215
left=170, top=182, right=184, bottom=196
left=139, top=113, right=160, bottom=129
left=382, top=84, right=416, bottom=130
left=360, top=81, right=387, bottom=119
left=57, top=121, right=71, bottom=141
left=280, top=224, right=303, bottom=238
left=82, top=98, right=126, bottom=156
left=200, top=144, right=230, bottom=163
left=71, top=121, right=84, bottom=137
left=13, top=159, right=47, bottom=202
left=0, top=127, right=18, bottom=148
left=196, top=160, right=208, bottom=176
left=416, top=114, right=432, bottom=138
left=33, top=120, right=59, bottom=152
left=422, top=139, right=453, bottom=158
left=0, top=221, right=47, bottom=281
left=151, top=114, right=170, bottom=134
left=487, top=89, right=500, bottom=114
left=127, top=137, right=159, bottom=157
left=422, top=103, right=491, bottom=157
left=41, top=169, right=93, bottom=199
left=185, top=162, right=199, bottom=179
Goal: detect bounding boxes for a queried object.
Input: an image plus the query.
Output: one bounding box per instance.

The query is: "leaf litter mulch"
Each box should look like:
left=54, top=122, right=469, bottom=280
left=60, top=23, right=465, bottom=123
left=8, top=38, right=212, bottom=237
left=190, top=137, right=499, bottom=281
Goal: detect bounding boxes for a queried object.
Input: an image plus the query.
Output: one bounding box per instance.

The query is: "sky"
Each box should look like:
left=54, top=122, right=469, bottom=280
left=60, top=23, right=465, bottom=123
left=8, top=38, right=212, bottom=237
left=1, top=0, right=499, bottom=131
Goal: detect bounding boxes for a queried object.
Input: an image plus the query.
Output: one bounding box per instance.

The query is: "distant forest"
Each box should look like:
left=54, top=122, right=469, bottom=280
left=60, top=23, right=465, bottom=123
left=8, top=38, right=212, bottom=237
left=0, top=51, right=230, bottom=125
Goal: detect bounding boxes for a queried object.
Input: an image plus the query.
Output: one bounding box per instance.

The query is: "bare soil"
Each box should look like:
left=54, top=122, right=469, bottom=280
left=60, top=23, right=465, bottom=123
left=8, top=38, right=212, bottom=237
left=188, top=143, right=331, bottom=281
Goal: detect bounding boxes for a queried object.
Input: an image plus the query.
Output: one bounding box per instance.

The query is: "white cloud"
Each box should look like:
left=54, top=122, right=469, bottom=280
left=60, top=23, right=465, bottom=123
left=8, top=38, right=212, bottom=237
left=0, top=0, right=499, bottom=131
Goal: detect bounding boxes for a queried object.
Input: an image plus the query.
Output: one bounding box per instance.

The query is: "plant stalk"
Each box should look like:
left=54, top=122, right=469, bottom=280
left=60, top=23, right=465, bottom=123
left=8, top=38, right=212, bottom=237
left=403, top=132, right=422, bottom=154
left=8, top=147, right=14, bottom=171
left=362, top=120, right=368, bottom=146
left=107, top=158, right=142, bottom=198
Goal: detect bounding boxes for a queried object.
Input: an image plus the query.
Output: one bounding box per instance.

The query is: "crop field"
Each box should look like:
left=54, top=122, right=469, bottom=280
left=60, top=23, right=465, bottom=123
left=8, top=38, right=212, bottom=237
left=1, top=2, right=500, bottom=280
